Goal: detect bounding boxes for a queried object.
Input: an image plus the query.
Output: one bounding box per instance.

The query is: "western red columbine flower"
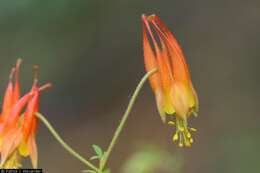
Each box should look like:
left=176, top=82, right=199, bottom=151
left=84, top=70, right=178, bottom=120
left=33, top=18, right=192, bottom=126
left=0, top=59, right=51, bottom=168
left=142, top=14, right=199, bottom=147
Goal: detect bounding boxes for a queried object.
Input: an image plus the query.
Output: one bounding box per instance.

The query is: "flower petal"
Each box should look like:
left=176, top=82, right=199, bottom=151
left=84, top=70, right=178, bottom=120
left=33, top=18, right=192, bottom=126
left=28, top=134, right=38, bottom=168
left=143, top=15, right=174, bottom=92
left=142, top=15, right=161, bottom=92
left=0, top=128, right=23, bottom=166
left=1, top=78, right=14, bottom=122
left=22, top=88, right=39, bottom=141
left=13, top=59, right=22, bottom=103
left=150, top=15, right=191, bottom=83
left=3, top=93, right=33, bottom=133
left=154, top=90, right=166, bottom=122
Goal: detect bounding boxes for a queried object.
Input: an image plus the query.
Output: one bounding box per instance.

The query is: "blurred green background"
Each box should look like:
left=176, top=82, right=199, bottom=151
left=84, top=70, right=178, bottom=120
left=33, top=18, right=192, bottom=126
left=0, top=0, right=259, bottom=172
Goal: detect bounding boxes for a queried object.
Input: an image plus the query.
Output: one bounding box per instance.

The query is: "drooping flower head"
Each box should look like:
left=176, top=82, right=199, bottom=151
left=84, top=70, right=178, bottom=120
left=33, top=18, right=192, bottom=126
left=0, top=59, right=51, bottom=168
left=142, top=14, right=199, bottom=147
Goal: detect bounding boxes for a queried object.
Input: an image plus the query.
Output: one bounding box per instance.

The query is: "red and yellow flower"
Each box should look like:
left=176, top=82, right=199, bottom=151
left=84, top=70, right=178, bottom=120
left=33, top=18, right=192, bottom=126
left=0, top=59, right=51, bottom=168
left=142, top=14, right=199, bottom=147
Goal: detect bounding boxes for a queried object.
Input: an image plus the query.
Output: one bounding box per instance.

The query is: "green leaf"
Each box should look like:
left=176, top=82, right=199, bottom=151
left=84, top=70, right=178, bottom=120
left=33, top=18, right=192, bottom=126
left=81, top=170, right=96, bottom=173
left=90, top=155, right=99, bottom=160
left=92, top=144, right=103, bottom=158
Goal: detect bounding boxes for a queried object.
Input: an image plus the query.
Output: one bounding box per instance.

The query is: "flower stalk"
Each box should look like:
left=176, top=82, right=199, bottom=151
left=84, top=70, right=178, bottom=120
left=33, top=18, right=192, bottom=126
left=99, top=68, right=157, bottom=171
left=35, top=112, right=99, bottom=172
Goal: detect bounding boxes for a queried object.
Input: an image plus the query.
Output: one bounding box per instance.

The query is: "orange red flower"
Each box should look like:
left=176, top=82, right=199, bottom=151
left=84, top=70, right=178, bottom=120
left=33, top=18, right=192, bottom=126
left=142, top=14, right=199, bottom=147
left=0, top=59, right=51, bottom=168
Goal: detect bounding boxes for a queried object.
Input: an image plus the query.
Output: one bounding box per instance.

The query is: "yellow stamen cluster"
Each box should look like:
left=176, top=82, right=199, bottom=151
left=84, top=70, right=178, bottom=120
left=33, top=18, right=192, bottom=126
left=168, top=117, right=196, bottom=147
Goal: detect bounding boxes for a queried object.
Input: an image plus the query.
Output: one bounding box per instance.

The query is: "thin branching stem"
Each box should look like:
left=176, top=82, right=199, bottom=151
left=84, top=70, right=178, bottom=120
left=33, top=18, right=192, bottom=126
left=99, top=68, right=157, bottom=171
left=36, top=112, right=99, bottom=172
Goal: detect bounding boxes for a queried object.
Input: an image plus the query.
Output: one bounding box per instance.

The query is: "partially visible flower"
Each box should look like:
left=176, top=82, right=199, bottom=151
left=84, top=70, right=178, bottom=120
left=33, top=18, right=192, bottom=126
left=0, top=60, right=51, bottom=168
left=142, top=14, right=199, bottom=147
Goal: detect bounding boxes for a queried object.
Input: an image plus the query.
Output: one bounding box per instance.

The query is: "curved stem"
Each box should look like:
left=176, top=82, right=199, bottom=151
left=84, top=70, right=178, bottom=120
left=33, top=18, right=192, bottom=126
left=100, top=68, right=157, bottom=171
left=36, top=112, right=99, bottom=172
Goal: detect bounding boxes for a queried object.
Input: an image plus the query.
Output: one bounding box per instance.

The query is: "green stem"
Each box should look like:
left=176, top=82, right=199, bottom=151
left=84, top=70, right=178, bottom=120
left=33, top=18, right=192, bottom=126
left=100, top=68, right=157, bottom=171
left=36, top=112, right=99, bottom=172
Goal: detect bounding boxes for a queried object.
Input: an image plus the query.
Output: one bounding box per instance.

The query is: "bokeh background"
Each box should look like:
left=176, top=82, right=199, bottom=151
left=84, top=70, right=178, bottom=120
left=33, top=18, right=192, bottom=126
left=0, top=0, right=259, bottom=172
